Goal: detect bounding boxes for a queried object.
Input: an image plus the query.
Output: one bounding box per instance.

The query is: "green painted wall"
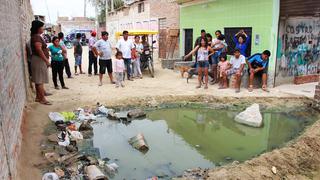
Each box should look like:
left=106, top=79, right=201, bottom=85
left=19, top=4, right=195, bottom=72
left=180, top=0, right=280, bottom=83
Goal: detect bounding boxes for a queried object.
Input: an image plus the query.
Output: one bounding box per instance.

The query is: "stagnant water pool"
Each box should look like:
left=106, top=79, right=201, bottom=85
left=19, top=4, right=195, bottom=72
left=78, top=106, right=319, bottom=179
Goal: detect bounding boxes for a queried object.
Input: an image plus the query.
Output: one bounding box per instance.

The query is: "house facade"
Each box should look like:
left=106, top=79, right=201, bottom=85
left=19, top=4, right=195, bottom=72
left=106, top=0, right=180, bottom=58
left=178, top=0, right=320, bottom=86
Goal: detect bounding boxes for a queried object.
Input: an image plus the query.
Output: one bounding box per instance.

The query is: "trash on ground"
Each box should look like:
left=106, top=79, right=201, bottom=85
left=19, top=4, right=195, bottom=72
left=44, top=152, right=59, bottom=163
left=79, top=120, right=94, bottom=131
left=127, top=109, right=146, bottom=119
left=42, top=172, right=59, bottom=180
left=69, top=131, right=83, bottom=140
left=128, top=133, right=149, bottom=151
left=271, top=166, right=277, bottom=174
left=98, top=106, right=109, bottom=115
left=107, top=109, right=119, bottom=120
left=61, top=112, right=76, bottom=121
left=49, top=112, right=65, bottom=122
left=85, top=165, right=107, bottom=180
left=54, top=167, right=65, bottom=178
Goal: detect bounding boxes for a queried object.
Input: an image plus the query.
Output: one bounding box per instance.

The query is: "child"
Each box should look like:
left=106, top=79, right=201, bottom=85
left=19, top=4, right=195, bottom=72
left=218, top=53, right=229, bottom=89
left=114, top=51, right=125, bottom=88
left=73, top=33, right=84, bottom=75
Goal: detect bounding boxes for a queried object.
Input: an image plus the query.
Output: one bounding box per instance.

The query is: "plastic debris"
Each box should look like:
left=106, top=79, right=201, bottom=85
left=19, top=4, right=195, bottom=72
left=49, top=112, right=65, bottom=122
left=61, top=112, right=76, bottom=121
left=70, top=131, right=83, bottom=140
left=98, top=106, right=109, bottom=115
left=79, top=120, right=93, bottom=131
left=129, top=133, right=149, bottom=151
left=271, top=166, right=277, bottom=174
left=42, top=172, right=59, bottom=180
left=85, top=165, right=107, bottom=180
left=54, top=167, right=65, bottom=178
left=58, top=132, right=70, bottom=146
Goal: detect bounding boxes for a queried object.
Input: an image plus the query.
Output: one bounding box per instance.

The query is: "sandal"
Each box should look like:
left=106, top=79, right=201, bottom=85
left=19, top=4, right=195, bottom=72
left=248, top=85, right=253, bottom=92
left=204, top=85, right=208, bottom=89
left=262, top=85, right=270, bottom=92
left=196, top=85, right=201, bottom=89
left=39, top=101, right=52, bottom=105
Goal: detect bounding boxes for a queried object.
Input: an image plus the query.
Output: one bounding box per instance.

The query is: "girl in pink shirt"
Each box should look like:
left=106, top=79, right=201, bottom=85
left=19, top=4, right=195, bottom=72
left=114, top=51, right=125, bottom=88
left=218, top=54, right=230, bottom=89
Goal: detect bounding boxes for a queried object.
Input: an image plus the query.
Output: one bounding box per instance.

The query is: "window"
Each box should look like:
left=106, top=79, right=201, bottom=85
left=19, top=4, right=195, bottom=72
left=224, top=27, right=252, bottom=57
left=159, top=18, right=167, bottom=30
left=138, top=3, right=144, bottom=13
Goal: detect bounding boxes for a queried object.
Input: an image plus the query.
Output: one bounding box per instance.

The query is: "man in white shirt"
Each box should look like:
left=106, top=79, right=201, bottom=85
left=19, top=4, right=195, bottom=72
left=88, top=31, right=98, bottom=76
left=116, top=30, right=135, bottom=81
left=92, top=31, right=114, bottom=86
left=224, top=48, right=246, bottom=93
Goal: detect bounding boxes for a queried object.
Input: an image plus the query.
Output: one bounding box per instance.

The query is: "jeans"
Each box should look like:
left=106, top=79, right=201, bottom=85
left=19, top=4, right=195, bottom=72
left=115, top=72, right=124, bottom=86
left=51, top=61, right=65, bottom=87
left=123, top=58, right=132, bottom=79
left=88, top=51, right=97, bottom=75
left=132, top=58, right=142, bottom=76
left=64, top=58, right=71, bottom=78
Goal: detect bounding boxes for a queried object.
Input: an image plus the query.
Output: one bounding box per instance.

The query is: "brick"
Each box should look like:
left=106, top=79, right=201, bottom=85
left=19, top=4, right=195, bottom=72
left=0, top=0, right=33, bottom=179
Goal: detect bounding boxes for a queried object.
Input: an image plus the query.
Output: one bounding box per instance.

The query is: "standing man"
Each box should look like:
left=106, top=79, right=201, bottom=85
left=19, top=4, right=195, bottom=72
left=73, top=33, right=84, bottom=75
left=116, top=30, right=135, bottom=81
left=92, top=31, right=114, bottom=86
left=247, top=50, right=271, bottom=92
left=58, top=32, right=72, bottom=78
left=88, top=31, right=98, bottom=76
left=195, top=29, right=206, bottom=47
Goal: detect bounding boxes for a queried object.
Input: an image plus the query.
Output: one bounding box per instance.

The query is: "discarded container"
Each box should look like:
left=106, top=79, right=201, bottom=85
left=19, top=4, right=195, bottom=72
left=49, top=112, right=65, bottom=122
left=42, top=172, right=59, bottom=180
left=58, top=132, right=70, bottom=146
left=127, top=109, right=146, bottom=119
left=128, top=133, right=149, bottom=151
left=70, top=131, right=83, bottom=140
left=98, top=106, right=109, bottom=115
left=85, top=165, right=107, bottom=180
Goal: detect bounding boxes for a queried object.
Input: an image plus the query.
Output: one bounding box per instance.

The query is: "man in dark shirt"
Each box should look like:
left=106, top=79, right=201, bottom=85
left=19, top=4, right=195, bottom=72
left=193, top=29, right=206, bottom=63
left=247, top=50, right=271, bottom=92
left=74, top=33, right=84, bottom=75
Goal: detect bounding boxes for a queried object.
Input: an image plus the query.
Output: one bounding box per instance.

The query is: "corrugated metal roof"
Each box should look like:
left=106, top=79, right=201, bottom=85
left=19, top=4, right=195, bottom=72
left=280, top=0, right=320, bottom=17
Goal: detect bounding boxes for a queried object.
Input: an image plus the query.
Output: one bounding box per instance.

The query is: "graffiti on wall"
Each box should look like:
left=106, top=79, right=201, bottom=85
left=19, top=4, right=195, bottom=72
left=276, top=17, right=320, bottom=78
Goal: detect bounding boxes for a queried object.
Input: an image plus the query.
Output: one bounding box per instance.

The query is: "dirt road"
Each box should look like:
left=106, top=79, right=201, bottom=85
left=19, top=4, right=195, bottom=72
left=17, top=47, right=319, bottom=179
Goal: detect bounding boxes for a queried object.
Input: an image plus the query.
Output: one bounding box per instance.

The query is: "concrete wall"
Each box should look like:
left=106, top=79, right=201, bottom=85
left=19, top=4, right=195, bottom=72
left=0, top=0, right=33, bottom=179
left=179, top=0, right=279, bottom=86
left=275, top=17, right=320, bottom=85
left=57, top=17, right=96, bottom=34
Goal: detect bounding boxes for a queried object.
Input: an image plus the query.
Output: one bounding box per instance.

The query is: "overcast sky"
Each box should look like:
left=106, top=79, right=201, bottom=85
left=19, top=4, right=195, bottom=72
left=30, top=0, right=96, bottom=24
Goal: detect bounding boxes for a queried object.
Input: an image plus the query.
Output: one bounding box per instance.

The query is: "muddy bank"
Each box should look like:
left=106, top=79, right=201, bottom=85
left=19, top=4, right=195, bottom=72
left=18, top=95, right=318, bottom=179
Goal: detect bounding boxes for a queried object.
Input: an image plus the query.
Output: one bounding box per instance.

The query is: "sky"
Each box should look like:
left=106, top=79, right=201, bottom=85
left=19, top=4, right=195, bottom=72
left=30, top=0, right=96, bottom=24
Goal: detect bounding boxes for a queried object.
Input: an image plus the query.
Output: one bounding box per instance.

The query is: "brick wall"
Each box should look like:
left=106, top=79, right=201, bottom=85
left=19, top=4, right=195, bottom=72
left=0, top=0, right=33, bottom=179
left=313, top=80, right=320, bottom=110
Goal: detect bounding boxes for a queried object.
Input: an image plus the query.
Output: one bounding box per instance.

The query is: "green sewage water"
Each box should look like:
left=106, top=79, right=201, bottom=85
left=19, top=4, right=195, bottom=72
left=79, top=106, right=319, bottom=179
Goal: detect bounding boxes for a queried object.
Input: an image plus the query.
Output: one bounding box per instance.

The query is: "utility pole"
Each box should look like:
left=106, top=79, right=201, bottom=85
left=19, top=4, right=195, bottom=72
left=84, top=0, right=87, bottom=17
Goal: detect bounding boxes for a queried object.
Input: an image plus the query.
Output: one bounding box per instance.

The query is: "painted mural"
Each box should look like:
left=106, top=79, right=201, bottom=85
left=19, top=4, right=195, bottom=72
left=276, top=17, right=320, bottom=81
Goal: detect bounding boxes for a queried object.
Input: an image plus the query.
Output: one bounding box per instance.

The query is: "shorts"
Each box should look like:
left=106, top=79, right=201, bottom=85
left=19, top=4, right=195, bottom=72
left=99, top=59, right=112, bottom=74
left=197, top=61, right=209, bottom=68
left=75, top=55, right=82, bottom=66
left=227, top=68, right=244, bottom=77
left=248, top=61, right=268, bottom=75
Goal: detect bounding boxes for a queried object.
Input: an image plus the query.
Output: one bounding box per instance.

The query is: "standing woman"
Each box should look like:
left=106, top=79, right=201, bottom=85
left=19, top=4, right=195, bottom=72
left=30, top=20, right=51, bottom=105
left=132, top=35, right=143, bottom=79
left=48, top=36, right=68, bottom=90
left=234, top=29, right=250, bottom=57
left=184, top=38, right=214, bottom=89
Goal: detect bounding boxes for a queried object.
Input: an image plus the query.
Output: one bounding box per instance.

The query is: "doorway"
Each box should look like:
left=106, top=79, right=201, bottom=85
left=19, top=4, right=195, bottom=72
left=184, top=29, right=193, bottom=61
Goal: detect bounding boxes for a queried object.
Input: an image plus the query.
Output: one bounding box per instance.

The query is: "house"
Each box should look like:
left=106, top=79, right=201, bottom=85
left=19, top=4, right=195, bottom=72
left=106, top=0, right=180, bottom=58
left=177, top=0, right=320, bottom=86
left=56, top=16, right=96, bottom=34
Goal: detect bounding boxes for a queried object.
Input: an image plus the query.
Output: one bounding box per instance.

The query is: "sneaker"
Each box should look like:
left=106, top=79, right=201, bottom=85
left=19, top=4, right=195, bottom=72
left=98, top=82, right=102, bottom=86
left=55, top=86, right=60, bottom=90
left=62, top=86, right=69, bottom=89
left=121, top=84, right=125, bottom=87
left=75, top=73, right=79, bottom=76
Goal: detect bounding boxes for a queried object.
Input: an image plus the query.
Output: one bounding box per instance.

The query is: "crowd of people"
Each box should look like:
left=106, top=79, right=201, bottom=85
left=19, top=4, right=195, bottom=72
left=29, top=20, right=151, bottom=105
left=185, top=29, right=271, bottom=93
left=28, top=19, right=271, bottom=105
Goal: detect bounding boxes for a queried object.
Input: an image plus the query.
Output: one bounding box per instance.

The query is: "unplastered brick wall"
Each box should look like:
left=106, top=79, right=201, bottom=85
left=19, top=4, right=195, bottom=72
left=0, top=0, right=33, bottom=179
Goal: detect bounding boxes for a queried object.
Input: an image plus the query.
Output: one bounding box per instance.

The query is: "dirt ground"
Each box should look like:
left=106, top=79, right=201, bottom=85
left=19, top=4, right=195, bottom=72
left=17, top=47, right=320, bottom=179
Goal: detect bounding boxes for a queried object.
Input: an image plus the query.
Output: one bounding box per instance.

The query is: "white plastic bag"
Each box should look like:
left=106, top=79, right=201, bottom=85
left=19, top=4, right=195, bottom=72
left=42, top=172, right=59, bottom=180
left=48, top=112, right=65, bottom=122
left=98, top=106, right=108, bottom=114
left=58, top=133, right=70, bottom=146
left=70, top=131, right=83, bottom=140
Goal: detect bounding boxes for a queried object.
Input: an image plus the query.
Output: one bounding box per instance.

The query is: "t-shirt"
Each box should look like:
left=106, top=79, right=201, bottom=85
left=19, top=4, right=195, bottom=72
left=114, top=59, right=125, bottom=73
left=230, top=55, right=246, bottom=69
left=73, top=40, right=83, bottom=56
left=89, top=36, right=97, bottom=51
left=133, top=42, right=143, bottom=59
left=59, top=40, right=67, bottom=58
left=94, top=39, right=112, bottom=60
left=248, top=53, right=269, bottom=68
left=31, top=34, right=49, bottom=58
left=48, top=45, right=64, bottom=61
left=234, top=35, right=250, bottom=57
left=116, top=38, right=134, bottom=59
